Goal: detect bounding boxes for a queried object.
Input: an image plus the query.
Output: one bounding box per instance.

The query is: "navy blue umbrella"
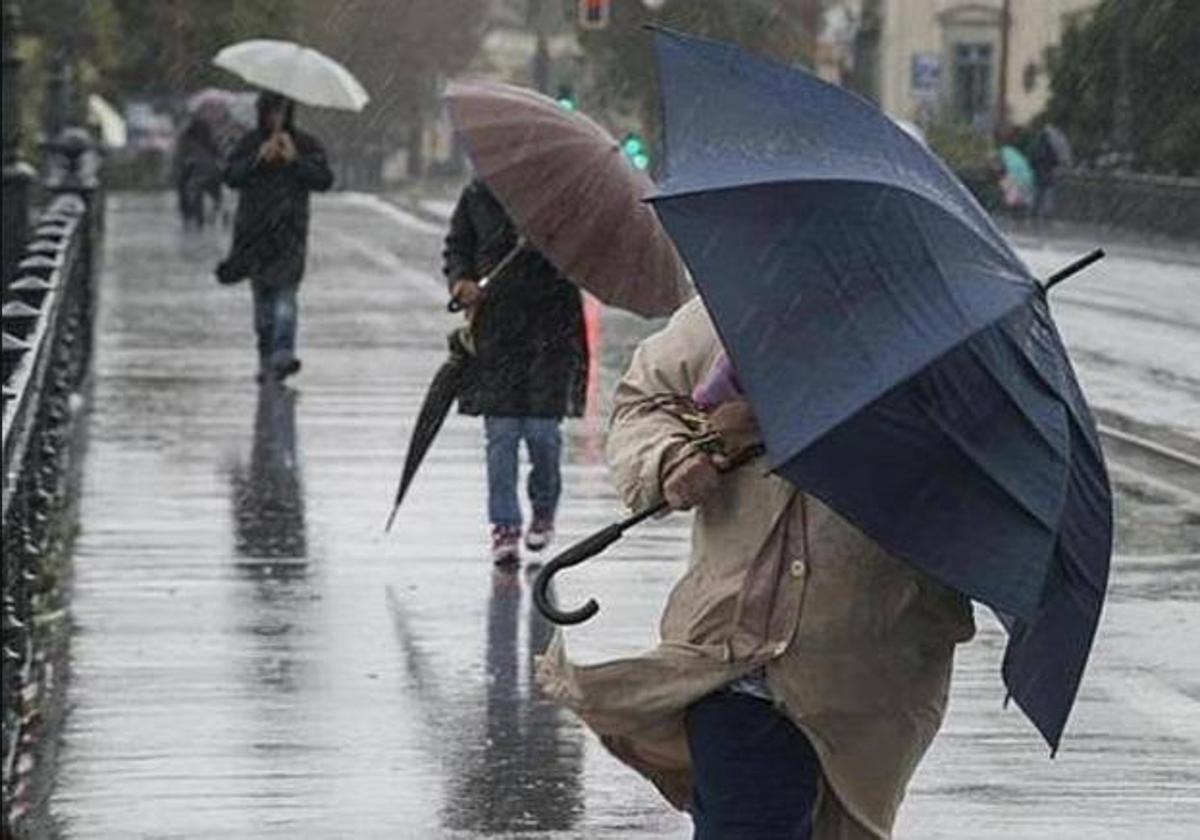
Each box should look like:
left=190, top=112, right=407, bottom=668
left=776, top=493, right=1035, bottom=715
left=648, top=29, right=1112, bottom=752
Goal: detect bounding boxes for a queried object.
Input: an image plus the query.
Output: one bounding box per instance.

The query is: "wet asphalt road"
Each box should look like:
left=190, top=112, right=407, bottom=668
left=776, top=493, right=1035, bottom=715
left=49, top=192, right=1198, bottom=838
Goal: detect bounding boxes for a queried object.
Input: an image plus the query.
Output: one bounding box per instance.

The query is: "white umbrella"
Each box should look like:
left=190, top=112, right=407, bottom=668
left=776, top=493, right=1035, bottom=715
left=212, top=39, right=369, bottom=112
left=87, top=94, right=127, bottom=147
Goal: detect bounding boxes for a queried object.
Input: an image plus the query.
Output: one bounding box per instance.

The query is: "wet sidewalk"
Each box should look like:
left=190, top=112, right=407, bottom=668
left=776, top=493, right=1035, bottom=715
left=50, top=192, right=1199, bottom=838
left=50, top=192, right=690, bottom=838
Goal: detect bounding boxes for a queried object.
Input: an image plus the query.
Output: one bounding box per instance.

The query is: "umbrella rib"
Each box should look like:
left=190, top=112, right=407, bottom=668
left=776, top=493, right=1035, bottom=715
left=1002, top=306, right=1107, bottom=463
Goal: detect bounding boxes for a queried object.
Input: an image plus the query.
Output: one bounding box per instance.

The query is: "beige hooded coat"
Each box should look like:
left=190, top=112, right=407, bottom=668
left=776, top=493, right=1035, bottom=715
left=537, top=299, right=977, bottom=838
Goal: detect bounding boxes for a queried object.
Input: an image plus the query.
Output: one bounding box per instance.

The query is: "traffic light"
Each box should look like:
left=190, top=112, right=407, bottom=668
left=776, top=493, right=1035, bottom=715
left=556, top=85, right=577, bottom=111
left=578, top=0, right=610, bottom=30
left=622, top=132, right=650, bottom=170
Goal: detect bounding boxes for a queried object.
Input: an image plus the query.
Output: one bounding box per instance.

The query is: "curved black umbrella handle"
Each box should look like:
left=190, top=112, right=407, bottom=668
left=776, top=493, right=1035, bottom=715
left=533, top=504, right=665, bottom=625
left=533, top=445, right=765, bottom=626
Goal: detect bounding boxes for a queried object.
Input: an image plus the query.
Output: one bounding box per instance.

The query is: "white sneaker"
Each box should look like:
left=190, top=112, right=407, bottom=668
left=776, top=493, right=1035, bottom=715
left=524, top=517, right=555, bottom=553
left=491, top=525, right=521, bottom=566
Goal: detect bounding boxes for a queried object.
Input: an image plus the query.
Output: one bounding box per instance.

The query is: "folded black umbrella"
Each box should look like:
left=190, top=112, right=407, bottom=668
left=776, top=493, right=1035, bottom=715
left=384, top=327, right=477, bottom=531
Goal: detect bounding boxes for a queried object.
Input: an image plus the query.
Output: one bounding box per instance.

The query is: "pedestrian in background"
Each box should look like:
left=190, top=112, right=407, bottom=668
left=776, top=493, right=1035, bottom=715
left=174, top=117, right=223, bottom=229
left=443, top=178, right=588, bottom=566
left=1029, top=122, right=1073, bottom=225
left=998, top=140, right=1036, bottom=214
left=222, top=92, right=333, bottom=383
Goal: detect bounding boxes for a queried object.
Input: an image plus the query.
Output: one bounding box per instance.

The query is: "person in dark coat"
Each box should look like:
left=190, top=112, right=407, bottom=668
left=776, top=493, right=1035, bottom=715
left=443, top=178, right=588, bottom=565
left=1029, top=122, right=1072, bottom=224
left=175, top=118, right=223, bottom=228
left=223, top=92, right=333, bottom=382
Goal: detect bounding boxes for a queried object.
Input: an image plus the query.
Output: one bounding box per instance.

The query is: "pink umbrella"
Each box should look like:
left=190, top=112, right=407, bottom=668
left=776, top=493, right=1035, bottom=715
left=187, top=87, right=237, bottom=115
left=445, top=80, right=691, bottom=319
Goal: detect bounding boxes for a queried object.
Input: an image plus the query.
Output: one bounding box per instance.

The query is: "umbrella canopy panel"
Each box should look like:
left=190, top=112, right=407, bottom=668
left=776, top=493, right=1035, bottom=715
left=446, top=80, right=691, bottom=319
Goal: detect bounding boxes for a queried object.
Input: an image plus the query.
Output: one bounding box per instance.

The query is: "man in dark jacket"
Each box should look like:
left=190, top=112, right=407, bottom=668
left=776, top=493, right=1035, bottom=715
left=443, top=179, right=588, bottom=565
left=224, top=92, right=333, bottom=382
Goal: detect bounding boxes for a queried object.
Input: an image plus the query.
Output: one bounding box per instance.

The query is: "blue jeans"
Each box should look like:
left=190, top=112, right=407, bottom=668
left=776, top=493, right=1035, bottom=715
left=484, top=417, right=562, bottom=528
left=685, top=691, right=821, bottom=839
left=251, top=280, right=298, bottom=371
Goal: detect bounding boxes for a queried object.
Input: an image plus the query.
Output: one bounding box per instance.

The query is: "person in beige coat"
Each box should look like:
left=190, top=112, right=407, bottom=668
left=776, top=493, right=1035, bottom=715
left=537, top=298, right=977, bottom=838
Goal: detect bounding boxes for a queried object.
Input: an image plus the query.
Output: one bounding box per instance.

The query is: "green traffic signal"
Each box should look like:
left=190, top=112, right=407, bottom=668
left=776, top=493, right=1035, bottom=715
left=622, top=133, right=650, bottom=169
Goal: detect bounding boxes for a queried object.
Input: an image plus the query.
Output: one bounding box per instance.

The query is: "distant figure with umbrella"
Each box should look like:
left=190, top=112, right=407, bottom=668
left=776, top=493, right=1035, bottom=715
left=222, top=92, right=333, bottom=382
left=174, top=116, right=223, bottom=229
left=998, top=130, right=1036, bottom=214
left=211, top=39, right=367, bottom=383
left=1029, top=122, right=1073, bottom=224
left=444, top=178, right=588, bottom=565
left=383, top=81, right=690, bottom=548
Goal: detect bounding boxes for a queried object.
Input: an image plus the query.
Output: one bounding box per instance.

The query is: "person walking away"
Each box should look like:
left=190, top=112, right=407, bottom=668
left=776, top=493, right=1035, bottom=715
left=1029, top=123, right=1073, bottom=226
left=998, top=142, right=1036, bottom=215
left=174, top=118, right=223, bottom=229
left=223, top=92, right=333, bottom=382
left=443, top=178, right=588, bottom=566
left=537, top=299, right=976, bottom=838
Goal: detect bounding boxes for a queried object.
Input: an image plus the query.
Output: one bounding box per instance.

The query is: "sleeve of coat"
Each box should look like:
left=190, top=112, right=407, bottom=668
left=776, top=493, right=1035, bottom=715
left=289, top=133, right=334, bottom=192
left=606, top=299, right=722, bottom=513
left=223, top=132, right=262, bottom=189
left=442, top=187, right=478, bottom=287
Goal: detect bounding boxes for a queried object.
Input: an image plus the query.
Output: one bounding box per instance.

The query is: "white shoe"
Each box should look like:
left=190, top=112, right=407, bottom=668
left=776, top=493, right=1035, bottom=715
left=491, top=525, right=521, bottom=566
left=524, top=517, right=555, bottom=553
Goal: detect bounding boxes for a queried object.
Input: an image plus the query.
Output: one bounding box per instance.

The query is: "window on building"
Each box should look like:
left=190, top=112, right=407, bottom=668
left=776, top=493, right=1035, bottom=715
left=953, top=42, right=993, bottom=128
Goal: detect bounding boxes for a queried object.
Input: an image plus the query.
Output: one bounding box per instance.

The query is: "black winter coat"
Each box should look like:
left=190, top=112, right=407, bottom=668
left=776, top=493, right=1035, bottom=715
left=223, top=126, right=333, bottom=286
left=443, top=180, right=588, bottom=419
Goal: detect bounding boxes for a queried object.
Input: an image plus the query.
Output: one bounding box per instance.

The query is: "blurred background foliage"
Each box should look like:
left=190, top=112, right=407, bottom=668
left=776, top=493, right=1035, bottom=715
left=575, top=0, right=820, bottom=151
left=1044, top=0, right=1200, bottom=175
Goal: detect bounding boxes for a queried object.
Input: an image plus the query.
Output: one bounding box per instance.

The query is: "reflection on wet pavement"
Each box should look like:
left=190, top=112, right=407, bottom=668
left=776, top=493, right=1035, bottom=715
left=440, top=573, right=583, bottom=833
left=232, top=384, right=307, bottom=564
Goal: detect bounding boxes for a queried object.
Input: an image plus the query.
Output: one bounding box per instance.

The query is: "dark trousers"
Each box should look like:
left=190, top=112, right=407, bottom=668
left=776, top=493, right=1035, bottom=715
left=685, top=691, right=821, bottom=840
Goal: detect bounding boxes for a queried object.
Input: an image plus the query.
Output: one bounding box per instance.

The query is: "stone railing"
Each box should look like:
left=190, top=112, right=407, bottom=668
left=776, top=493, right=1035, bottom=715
left=1, top=134, right=102, bottom=833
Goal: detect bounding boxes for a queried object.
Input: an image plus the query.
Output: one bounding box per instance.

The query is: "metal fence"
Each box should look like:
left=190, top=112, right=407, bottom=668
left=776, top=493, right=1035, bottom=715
left=1055, top=170, right=1200, bottom=242
left=1, top=143, right=102, bottom=832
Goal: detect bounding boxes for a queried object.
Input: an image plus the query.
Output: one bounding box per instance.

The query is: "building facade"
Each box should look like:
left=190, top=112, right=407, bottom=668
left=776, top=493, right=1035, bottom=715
left=826, top=0, right=1099, bottom=129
